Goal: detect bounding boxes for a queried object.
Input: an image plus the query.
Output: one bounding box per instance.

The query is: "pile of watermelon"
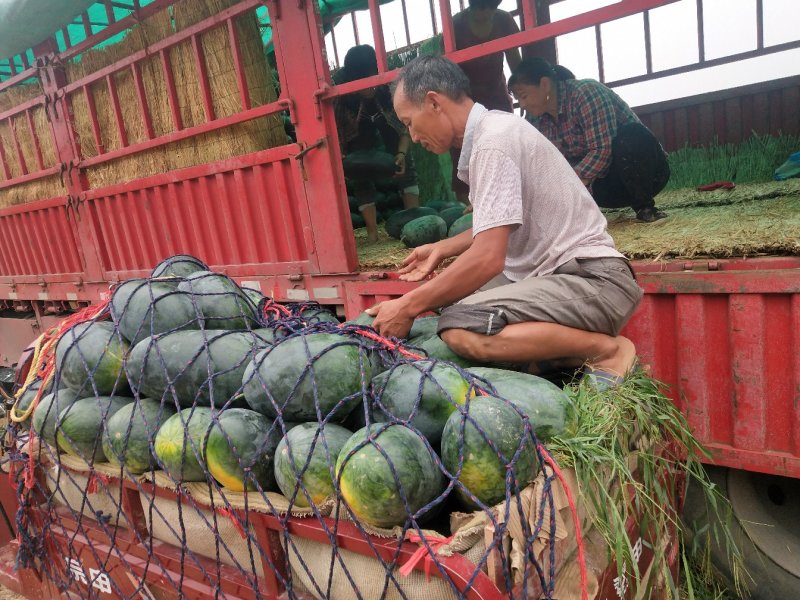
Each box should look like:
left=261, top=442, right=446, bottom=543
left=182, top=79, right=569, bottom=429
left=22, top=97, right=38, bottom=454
left=384, top=204, right=473, bottom=247
left=19, top=254, right=570, bottom=531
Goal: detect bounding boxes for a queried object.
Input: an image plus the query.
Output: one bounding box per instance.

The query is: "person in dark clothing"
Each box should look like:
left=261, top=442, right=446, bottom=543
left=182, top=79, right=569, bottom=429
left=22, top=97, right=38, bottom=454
left=508, top=57, right=670, bottom=223
left=449, top=0, right=522, bottom=206
left=334, top=45, right=419, bottom=241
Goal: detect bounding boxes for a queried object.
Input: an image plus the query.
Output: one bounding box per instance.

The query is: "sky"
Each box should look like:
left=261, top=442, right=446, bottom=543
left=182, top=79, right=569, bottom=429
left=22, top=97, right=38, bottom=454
left=324, top=0, right=800, bottom=108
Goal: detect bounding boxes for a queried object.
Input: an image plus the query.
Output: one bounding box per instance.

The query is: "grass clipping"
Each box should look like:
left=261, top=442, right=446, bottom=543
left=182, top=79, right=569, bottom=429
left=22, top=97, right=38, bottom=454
left=546, top=373, right=747, bottom=597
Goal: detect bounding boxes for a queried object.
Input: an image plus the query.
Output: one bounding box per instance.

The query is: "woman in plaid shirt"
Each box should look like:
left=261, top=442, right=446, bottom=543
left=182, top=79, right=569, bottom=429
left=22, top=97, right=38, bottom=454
left=508, top=58, right=669, bottom=223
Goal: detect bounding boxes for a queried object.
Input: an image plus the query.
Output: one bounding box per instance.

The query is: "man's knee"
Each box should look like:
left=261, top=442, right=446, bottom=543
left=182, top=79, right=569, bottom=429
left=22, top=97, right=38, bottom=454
left=440, top=329, right=492, bottom=362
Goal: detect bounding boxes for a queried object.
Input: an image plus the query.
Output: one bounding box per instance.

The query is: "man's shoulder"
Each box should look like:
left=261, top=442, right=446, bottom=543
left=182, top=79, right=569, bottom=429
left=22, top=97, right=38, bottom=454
left=475, top=111, right=539, bottom=147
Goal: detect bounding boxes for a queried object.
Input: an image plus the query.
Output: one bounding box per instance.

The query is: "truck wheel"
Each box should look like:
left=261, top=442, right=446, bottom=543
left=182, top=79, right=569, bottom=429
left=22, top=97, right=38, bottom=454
left=683, top=465, right=800, bottom=598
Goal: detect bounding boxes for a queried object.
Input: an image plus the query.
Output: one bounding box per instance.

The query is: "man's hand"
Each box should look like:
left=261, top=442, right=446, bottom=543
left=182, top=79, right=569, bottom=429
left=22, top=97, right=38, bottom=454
left=397, top=243, right=444, bottom=282
left=365, top=297, right=415, bottom=339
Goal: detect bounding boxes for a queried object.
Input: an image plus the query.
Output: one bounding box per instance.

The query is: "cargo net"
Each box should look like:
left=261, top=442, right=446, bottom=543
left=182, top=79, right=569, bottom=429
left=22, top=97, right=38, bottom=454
left=6, top=254, right=588, bottom=600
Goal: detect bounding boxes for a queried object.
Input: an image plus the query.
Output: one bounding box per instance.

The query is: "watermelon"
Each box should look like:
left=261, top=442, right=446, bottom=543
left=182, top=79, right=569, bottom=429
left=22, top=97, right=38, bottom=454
left=154, top=407, right=214, bottom=482
left=243, top=332, right=379, bottom=423
left=425, top=200, right=450, bottom=212
left=401, top=215, right=447, bottom=248
left=177, top=271, right=258, bottom=330
left=291, top=304, right=339, bottom=326
left=441, top=395, right=538, bottom=509
left=274, top=422, right=352, bottom=506
left=351, top=212, right=366, bottom=229
left=346, top=312, right=375, bottom=328
left=241, top=286, right=265, bottom=307
left=102, top=398, right=177, bottom=473
left=151, top=254, right=208, bottom=278
left=55, top=321, right=130, bottom=396
left=407, top=316, right=440, bottom=342
left=336, top=424, right=445, bottom=528
left=342, top=150, right=397, bottom=181
left=56, top=396, right=132, bottom=462
left=372, top=360, right=470, bottom=445
left=385, top=207, right=437, bottom=240
left=439, top=206, right=466, bottom=229
left=111, top=279, right=199, bottom=346
left=467, top=367, right=569, bottom=440
left=448, top=213, right=473, bottom=237
left=12, top=378, right=49, bottom=429
left=31, top=388, right=81, bottom=445
left=418, top=335, right=483, bottom=368
left=127, top=330, right=265, bottom=409
left=205, top=408, right=279, bottom=491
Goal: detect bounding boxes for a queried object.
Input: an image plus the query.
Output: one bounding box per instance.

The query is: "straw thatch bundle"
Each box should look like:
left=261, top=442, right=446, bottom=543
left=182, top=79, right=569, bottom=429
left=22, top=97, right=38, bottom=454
left=66, top=0, right=286, bottom=189
left=0, top=83, right=66, bottom=208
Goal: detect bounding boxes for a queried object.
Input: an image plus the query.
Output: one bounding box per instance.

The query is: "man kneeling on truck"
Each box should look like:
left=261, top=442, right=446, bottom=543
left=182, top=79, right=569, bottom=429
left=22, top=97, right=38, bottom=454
left=367, top=56, right=643, bottom=384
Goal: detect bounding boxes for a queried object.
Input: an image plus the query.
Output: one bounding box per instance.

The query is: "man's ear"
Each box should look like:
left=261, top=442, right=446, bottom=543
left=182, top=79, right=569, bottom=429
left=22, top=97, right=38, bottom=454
left=426, top=90, right=441, bottom=112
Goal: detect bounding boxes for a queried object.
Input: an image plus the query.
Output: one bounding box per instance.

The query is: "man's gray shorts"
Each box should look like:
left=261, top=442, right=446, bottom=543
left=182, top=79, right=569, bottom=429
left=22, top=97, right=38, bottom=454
left=437, top=257, right=643, bottom=338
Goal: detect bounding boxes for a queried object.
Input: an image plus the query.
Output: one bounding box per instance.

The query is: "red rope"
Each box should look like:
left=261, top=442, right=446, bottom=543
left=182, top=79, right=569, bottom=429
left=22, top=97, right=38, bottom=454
left=538, top=442, right=588, bottom=600
left=343, top=325, right=425, bottom=361
left=216, top=506, right=247, bottom=539
left=399, top=532, right=454, bottom=581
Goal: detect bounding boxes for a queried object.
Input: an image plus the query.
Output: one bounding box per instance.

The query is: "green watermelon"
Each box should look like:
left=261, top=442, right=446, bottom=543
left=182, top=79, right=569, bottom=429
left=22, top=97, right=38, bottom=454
left=241, top=286, right=265, bottom=307
left=346, top=312, right=375, bottom=327
left=102, top=398, right=176, bottom=473
left=467, top=367, right=569, bottom=440
left=274, top=422, right=352, bottom=506
left=424, top=200, right=450, bottom=212
left=111, top=279, right=200, bottom=346
left=441, top=395, right=538, bottom=509
left=351, top=212, right=366, bottom=229
left=151, top=255, right=208, bottom=278
left=177, top=271, right=258, bottom=330
left=243, top=333, right=379, bottom=422
left=56, top=396, right=133, bottom=462
left=401, top=215, right=447, bottom=248
left=205, top=408, right=279, bottom=491
left=439, top=206, right=466, bottom=229
left=385, top=207, right=437, bottom=240
left=55, top=321, right=130, bottom=396
left=448, top=213, right=473, bottom=237
left=127, top=330, right=266, bottom=408
left=12, top=378, right=49, bottom=429
left=418, top=335, right=483, bottom=368
left=407, top=316, right=440, bottom=342
left=372, top=360, right=470, bottom=445
left=154, top=407, right=214, bottom=482
left=342, top=150, right=397, bottom=181
left=336, top=424, right=445, bottom=528
left=31, top=388, right=81, bottom=445
left=292, top=304, right=339, bottom=326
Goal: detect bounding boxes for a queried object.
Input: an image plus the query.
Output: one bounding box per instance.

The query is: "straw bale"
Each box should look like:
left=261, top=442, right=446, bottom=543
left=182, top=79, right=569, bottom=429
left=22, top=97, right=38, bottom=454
left=0, top=175, right=67, bottom=209
left=65, top=0, right=285, bottom=190
left=0, top=82, right=63, bottom=206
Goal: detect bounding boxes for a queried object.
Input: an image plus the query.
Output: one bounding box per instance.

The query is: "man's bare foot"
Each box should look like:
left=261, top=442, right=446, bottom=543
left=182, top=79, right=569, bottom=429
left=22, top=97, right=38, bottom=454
left=587, top=335, right=637, bottom=377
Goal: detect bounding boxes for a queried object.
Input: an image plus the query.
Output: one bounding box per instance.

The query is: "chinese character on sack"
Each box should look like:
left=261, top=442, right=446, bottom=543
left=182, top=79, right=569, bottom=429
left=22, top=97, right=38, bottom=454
left=65, top=557, right=87, bottom=584
left=632, top=537, right=643, bottom=564
left=89, top=568, right=112, bottom=594
left=613, top=573, right=629, bottom=598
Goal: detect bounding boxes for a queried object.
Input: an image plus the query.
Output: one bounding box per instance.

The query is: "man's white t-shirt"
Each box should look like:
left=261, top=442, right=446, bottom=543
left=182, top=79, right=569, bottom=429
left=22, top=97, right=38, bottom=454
left=457, top=103, right=622, bottom=282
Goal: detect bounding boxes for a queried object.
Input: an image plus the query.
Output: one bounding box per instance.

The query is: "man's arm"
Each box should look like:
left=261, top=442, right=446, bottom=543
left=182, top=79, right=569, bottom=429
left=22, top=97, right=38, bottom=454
left=369, top=226, right=510, bottom=338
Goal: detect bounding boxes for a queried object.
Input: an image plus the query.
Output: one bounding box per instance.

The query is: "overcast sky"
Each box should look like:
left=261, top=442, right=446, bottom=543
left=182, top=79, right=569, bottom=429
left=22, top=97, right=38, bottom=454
left=324, top=0, right=800, bottom=107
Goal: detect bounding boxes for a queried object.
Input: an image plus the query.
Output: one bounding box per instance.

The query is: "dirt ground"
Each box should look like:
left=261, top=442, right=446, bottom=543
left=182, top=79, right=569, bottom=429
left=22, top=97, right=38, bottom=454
left=0, top=587, right=24, bottom=599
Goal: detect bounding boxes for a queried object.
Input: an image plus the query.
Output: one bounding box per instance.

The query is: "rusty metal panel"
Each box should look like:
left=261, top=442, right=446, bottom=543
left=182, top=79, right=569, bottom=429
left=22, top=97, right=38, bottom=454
left=81, top=152, right=318, bottom=278
left=0, top=199, right=82, bottom=276
left=626, top=266, right=800, bottom=478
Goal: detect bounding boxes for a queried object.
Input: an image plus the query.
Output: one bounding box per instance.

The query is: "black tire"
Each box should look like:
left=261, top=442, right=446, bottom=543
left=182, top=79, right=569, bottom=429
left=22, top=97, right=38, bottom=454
left=683, top=465, right=800, bottom=598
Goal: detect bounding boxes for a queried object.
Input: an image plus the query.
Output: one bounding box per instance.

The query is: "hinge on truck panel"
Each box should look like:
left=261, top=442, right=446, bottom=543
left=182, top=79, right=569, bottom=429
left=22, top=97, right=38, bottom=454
left=312, top=84, right=331, bottom=119
left=278, top=98, right=297, bottom=125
